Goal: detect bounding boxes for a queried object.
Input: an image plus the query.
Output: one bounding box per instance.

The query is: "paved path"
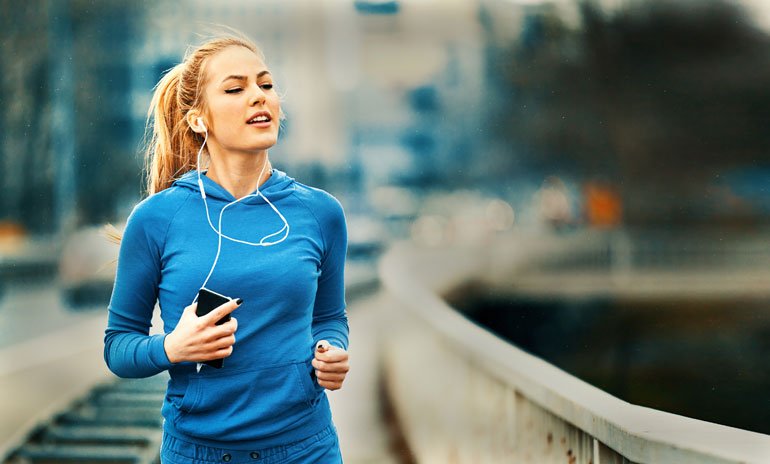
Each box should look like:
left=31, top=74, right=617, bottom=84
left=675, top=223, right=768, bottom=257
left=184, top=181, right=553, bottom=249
left=0, top=313, right=112, bottom=459
left=329, top=290, right=401, bottom=464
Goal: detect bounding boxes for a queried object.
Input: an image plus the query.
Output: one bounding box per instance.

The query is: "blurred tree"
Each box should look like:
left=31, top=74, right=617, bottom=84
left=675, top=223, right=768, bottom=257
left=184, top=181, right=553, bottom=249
left=488, top=0, right=770, bottom=227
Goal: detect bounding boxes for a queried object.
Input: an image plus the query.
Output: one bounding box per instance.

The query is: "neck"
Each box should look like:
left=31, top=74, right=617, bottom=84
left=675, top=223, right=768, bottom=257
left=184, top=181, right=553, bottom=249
left=205, top=150, right=272, bottom=200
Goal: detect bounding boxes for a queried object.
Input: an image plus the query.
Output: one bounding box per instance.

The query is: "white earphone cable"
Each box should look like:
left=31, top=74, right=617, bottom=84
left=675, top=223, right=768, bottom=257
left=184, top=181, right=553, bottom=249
left=193, top=125, right=290, bottom=302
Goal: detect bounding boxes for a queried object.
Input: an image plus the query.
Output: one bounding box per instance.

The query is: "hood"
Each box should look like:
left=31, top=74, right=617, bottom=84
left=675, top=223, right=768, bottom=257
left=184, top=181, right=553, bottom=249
left=172, top=168, right=296, bottom=205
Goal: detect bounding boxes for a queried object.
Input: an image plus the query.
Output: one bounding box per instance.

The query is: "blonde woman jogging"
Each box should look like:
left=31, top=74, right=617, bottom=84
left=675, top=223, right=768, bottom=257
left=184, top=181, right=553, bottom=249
left=104, top=33, right=350, bottom=463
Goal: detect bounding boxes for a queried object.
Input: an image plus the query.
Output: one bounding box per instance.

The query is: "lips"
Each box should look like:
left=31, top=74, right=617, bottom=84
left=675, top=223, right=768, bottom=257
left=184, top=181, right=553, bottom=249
left=246, top=111, right=272, bottom=124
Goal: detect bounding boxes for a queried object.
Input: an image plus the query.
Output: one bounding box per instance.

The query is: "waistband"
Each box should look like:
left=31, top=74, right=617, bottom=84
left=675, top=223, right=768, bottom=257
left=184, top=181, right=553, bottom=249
left=161, top=424, right=337, bottom=464
left=163, top=392, right=332, bottom=450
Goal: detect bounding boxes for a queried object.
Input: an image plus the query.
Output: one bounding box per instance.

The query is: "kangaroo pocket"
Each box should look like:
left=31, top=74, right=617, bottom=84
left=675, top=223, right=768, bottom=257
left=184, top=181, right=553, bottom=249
left=174, top=360, right=321, bottom=441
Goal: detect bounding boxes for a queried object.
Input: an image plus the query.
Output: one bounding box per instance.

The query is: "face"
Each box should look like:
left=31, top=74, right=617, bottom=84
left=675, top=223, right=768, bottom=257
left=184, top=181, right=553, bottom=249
left=198, top=46, right=281, bottom=156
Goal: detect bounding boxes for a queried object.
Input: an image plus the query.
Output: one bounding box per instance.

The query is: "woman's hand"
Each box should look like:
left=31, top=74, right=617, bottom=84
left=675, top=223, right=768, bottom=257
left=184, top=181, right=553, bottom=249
left=312, top=340, right=350, bottom=391
left=163, top=299, right=241, bottom=364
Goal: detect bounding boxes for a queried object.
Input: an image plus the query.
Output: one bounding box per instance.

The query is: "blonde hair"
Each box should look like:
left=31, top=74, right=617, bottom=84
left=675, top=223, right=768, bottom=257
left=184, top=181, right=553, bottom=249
left=144, top=34, right=264, bottom=195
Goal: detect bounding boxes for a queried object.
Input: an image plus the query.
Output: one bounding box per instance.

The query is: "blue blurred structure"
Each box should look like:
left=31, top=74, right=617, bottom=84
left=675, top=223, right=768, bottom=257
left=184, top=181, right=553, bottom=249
left=354, top=0, right=400, bottom=15
left=48, top=0, right=76, bottom=236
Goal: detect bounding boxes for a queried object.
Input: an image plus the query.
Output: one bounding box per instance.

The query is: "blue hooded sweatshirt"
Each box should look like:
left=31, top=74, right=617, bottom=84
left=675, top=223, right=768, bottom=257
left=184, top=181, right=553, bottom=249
left=104, top=168, right=348, bottom=450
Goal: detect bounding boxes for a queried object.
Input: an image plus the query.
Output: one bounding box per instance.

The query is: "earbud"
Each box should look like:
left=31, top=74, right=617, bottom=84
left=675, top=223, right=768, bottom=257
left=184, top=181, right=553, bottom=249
left=197, top=117, right=206, bottom=132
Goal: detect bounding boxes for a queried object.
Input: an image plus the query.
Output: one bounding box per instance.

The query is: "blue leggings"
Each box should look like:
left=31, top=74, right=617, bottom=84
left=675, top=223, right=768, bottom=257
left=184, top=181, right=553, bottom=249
left=160, top=425, right=342, bottom=464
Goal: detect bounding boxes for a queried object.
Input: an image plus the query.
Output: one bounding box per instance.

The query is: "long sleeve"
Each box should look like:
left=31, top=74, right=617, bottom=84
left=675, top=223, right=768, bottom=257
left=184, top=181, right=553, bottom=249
left=104, top=200, right=174, bottom=378
left=311, top=195, right=349, bottom=351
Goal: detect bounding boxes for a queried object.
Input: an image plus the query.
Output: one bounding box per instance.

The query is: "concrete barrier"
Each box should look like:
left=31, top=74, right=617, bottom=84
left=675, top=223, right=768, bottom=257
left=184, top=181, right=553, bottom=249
left=378, top=232, right=770, bottom=463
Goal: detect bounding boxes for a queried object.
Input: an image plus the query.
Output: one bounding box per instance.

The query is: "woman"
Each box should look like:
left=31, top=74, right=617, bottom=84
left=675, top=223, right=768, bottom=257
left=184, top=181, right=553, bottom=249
left=104, top=33, right=350, bottom=463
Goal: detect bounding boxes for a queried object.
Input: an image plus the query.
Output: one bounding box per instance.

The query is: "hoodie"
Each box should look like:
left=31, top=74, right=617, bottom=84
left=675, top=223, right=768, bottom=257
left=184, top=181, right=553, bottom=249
left=104, top=168, right=348, bottom=450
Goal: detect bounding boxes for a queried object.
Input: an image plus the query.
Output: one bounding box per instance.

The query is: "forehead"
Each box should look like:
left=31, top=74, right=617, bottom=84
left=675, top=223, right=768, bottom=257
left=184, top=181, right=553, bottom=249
left=204, top=45, right=268, bottom=84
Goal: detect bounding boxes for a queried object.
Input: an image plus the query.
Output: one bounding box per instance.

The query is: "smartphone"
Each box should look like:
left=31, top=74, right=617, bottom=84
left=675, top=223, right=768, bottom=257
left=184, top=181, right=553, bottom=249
left=196, top=287, right=233, bottom=369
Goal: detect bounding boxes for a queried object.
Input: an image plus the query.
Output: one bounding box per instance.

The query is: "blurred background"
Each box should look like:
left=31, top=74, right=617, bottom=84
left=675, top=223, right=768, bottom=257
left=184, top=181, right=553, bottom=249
left=2, top=0, right=770, bottom=462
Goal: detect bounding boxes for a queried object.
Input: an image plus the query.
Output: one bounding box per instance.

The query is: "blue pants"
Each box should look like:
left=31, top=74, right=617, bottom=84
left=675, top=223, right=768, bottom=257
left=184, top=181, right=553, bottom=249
left=160, top=425, right=342, bottom=464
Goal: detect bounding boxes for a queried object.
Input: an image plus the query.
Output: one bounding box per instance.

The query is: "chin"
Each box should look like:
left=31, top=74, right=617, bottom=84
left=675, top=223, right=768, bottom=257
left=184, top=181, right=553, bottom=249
left=251, top=140, right=278, bottom=151
left=247, top=135, right=278, bottom=150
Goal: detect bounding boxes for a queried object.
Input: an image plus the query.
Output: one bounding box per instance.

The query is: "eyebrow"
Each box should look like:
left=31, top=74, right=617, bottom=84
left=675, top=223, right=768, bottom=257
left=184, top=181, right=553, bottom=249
left=220, top=70, right=271, bottom=84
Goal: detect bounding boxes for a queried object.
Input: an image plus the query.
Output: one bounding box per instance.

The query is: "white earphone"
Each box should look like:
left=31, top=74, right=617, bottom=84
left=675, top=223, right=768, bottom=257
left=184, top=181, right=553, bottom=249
left=192, top=116, right=290, bottom=299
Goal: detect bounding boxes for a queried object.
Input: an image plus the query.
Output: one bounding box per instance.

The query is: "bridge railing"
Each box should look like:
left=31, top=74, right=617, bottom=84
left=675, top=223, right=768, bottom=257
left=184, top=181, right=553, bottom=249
left=526, top=228, right=770, bottom=271
left=378, top=231, right=770, bottom=463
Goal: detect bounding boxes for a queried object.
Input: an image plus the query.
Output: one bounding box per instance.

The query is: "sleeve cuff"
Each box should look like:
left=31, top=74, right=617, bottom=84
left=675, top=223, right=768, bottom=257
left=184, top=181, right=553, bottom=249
left=148, top=333, right=175, bottom=371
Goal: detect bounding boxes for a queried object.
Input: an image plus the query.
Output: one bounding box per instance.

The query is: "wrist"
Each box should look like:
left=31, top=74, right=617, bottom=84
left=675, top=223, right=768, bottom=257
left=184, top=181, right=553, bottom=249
left=163, top=332, right=180, bottom=364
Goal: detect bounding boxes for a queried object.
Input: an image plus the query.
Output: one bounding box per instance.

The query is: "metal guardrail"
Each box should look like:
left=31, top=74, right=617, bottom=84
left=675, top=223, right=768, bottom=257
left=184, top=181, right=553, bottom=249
left=532, top=229, right=770, bottom=272
left=378, top=232, right=770, bottom=463
left=3, top=374, right=167, bottom=464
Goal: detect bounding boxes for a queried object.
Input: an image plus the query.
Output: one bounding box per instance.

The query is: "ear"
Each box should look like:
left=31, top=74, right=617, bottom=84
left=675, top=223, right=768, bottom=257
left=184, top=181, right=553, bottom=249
left=187, top=111, right=206, bottom=134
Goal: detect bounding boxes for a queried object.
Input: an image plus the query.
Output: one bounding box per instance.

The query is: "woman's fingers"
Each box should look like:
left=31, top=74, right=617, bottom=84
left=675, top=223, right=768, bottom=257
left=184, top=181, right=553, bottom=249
left=194, top=333, right=235, bottom=360
left=209, top=333, right=236, bottom=349
left=312, top=358, right=349, bottom=373
left=201, top=345, right=234, bottom=361
left=200, top=318, right=237, bottom=342
left=315, top=370, right=346, bottom=382
left=201, top=298, right=242, bottom=326
left=317, top=379, right=344, bottom=390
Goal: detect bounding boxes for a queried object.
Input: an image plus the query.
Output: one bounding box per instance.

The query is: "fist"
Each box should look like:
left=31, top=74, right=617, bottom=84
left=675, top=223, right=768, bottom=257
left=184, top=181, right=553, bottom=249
left=311, top=340, right=350, bottom=391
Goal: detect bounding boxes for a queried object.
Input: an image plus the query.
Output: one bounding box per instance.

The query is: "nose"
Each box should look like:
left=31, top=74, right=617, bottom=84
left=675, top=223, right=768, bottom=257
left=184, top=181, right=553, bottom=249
left=249, top=82, right=266, bottom=106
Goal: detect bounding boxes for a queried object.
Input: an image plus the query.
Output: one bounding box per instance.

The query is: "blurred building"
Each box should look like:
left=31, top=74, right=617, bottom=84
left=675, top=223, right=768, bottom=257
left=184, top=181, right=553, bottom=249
left=0, top=0, right=144, bottom=234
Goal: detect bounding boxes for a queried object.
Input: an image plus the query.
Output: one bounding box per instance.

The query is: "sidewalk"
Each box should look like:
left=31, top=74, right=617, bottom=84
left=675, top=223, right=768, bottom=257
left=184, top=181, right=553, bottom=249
left=0, top=314, right=112, bottom=459
left=328, top=290, right=402, bottom=464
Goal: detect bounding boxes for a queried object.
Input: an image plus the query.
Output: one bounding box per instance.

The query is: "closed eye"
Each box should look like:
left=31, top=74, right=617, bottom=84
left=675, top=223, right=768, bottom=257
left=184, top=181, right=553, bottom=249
left=225, top=88, right=242, bottom=94
left=261, top=84, right=274, bottom=90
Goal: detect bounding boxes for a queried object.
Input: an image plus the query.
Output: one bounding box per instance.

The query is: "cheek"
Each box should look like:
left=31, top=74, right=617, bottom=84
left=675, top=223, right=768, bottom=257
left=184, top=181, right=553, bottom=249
left=211, top=102, right=242, bottom=130
left=268, top=93, right=281, bottom=108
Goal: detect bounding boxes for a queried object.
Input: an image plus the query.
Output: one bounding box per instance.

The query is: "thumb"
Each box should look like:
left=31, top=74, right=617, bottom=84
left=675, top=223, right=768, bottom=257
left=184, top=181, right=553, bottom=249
left=315, top=340, right=331, bottom=353
left=184, top=303, right=198, bottom=316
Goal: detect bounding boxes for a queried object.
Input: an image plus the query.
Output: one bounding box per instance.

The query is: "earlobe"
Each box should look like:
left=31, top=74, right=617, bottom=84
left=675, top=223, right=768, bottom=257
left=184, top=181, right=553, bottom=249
left=188, top=113, right=206, bottom=134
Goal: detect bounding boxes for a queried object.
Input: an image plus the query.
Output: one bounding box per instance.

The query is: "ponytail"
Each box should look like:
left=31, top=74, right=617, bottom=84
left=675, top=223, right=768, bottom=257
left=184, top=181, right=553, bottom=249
left=144, top=64, right=201, bottom=195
